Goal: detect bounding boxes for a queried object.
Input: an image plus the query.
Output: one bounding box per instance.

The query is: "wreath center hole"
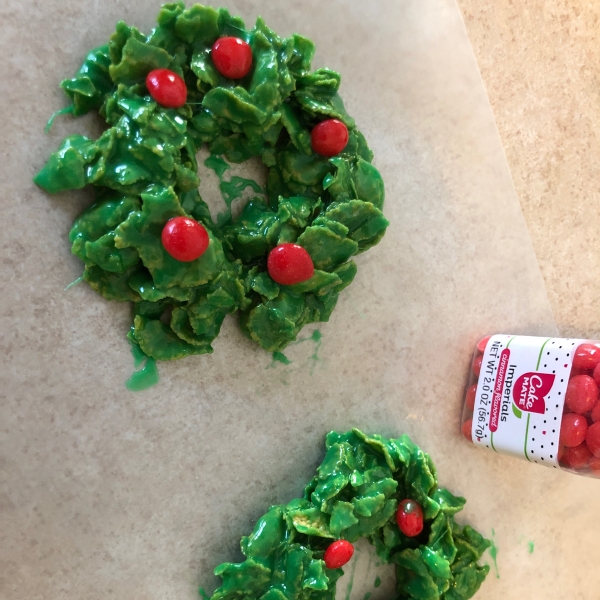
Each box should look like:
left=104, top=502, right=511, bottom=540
left=195, top=145, right=268, bottom=224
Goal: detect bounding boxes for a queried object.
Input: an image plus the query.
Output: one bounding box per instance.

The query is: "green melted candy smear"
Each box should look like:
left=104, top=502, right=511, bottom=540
left=206, top=429, right=490, bottom=600
left=34, top=2, right=389, bottom=362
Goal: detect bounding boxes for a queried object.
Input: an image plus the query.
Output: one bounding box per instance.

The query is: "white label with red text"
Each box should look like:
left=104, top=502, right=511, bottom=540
left=472, top=335, right=585, bottom=467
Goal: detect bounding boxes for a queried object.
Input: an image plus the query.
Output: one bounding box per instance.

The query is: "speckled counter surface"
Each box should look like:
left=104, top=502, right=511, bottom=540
left=1, top=1, right=598, bottom=599
left=458, top=0, right=600, bottom=338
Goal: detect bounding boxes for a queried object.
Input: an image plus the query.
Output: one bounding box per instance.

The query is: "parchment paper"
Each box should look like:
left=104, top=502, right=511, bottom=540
left=2, top=1, right=594, bottom=599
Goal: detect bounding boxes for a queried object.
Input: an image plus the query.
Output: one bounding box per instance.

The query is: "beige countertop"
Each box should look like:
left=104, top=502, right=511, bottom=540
left=458, top=0, right=600, bottom=337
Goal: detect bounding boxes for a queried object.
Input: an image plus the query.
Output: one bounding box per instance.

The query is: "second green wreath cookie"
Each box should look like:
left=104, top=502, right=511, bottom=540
left=204, top=429, right=490, bottom=600
left=35, top=2, right=389, bottom=361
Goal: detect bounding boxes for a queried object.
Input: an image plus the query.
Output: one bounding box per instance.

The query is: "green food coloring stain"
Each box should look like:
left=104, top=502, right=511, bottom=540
left=271, top=351, right=292, bottom=366
left=126, top=340, right=160, bottom=391
left=203, top=154, right=230, bottom=180
left=344, top=551, right=358, bottom=600
left=489, top=528, right=500, bottom=579
left=45, top=105, right=74, bottom=133
left=64, top=275, right=83, bottom=291
left=199, top=588, right=210, bottom=600
left=308, top=329, right=322, bottom=373
left=268, top=330, right=322, bottom=372
left=126, top=357, right=159, bottom=391
left=129, top=339, right=148, bottom=368
left=347, top=291, right=366, bottom=319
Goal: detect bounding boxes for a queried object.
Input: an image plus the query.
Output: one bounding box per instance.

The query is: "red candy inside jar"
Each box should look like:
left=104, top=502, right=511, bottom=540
left=461, top=335, right=600, bottom=479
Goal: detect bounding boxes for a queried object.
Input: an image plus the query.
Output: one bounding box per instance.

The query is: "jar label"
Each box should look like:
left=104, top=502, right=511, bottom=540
left=471, top=335, right=584, bottom=467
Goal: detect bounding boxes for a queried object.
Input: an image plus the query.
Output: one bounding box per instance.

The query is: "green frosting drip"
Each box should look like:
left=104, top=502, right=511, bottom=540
left=488, top=529, right=499, bottom=579
left=126, top=336, right=161, bottom=390
left=35, top=2, right=389, bottom=361
left=129, top=337, right=148, bottom=368
left=126, top=356, right=160, bottom=391
left=45, top=105, right=75, bottom=133
left=344, top=554, right=359, bottom=600
left=271, top=351, right=292, bottom=366
left=64, top=275, right=84, bottom=291
left=206, top=429, right=490, bottom=600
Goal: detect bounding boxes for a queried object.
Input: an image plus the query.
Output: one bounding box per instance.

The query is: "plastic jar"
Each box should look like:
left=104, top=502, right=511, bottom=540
left=461, top=334, right=600, bottom=478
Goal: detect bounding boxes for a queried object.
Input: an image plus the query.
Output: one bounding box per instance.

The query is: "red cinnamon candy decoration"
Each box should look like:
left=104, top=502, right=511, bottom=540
left=396, top=499, right=424, bottom=537
left=572, top=343, right=600, bottom=371
left=161, top=217, right=209, bottom=262
left=311, top=119, right=349, bottom=157
left=267, top=244, right=314, bottom=285
left=323, top=540, right=354, bottom=569
left=211, top=37, right=253, bottom=79
left=146, top=69, right=187, bottom=108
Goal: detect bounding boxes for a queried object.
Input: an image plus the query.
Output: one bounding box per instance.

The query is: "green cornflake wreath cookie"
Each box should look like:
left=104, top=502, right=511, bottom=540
left=205, top=429, right=490, bottom=600
left=34, top=2, right=388, bottom=361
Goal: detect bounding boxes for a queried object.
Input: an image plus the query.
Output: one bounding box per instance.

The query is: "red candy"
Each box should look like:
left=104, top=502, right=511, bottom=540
left=573, top=343, right=600, bottom=371
left=161, top=217, right=209, bottom=262
left=211, top=37, right=253, bottom=79
left=460, top=335, right=600, bottom=478
left=593, top=363, right=600, bottom=388
left=589, top=456, right=600, bottom=472
left=560, top=443, right=592, bottom=470
left=586, top=422, right=600, bottom=457
left=569, top=368, right=587, bottom=379
left=267, top=244, right=314, bottom=285
left=465, top=384, right=477, bottom=412
left=565, top=375, right=599, bottom=414
left=396, top=499, right=424, bottom=537
left=591, top=400, right=600, bottom=423
left=146, top=69, right=187, bottom=108
left=311, top=119, right=349, bottom=157
left=472, top=355, right=483, bottom=378
left=559, top=413, right=588, bottom=448
left=461, top=418, right=473, bottom=442
left=476, top=335, right=491, bottom=354
left=323, top=540, right=354, bottom=569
